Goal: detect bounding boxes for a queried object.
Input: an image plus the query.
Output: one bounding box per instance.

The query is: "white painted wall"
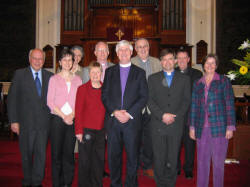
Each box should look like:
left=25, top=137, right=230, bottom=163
left=186, top=0, right=216, bottom=71
left=36, top=0, right=61, bottom=72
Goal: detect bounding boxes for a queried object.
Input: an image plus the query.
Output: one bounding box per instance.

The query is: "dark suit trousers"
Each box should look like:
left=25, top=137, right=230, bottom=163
left=50, top=115, right=76, bottom=187
left=177, top=124, right=195, bottom=173
left=107, top=122, right=141, bottom=187
left=152, top=127, right=182, bottom=187
left=78, top=128, right=105, bottom=187
left=139, top=111, right=153, bottom=170
left=19, top=128, right=49, bottom=186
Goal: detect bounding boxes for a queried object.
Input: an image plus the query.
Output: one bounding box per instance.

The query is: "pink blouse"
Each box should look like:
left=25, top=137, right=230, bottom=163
left=47, top=74, right=82, bottom=114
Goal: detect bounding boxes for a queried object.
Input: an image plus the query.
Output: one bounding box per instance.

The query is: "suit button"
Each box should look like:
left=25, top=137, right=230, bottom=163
left=168, top=104, right=170, bottom=107
left=168, top=94, right=170, bottom=97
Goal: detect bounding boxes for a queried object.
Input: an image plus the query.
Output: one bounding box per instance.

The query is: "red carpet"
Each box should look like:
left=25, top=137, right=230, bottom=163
left=0, top=140, right=249, bottom=187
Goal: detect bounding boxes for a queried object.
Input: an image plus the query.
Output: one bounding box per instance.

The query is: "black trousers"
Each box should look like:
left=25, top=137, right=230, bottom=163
left=50, top=115, right=76, bottom=187
left=107, top=123, right=141, bottom=187
left=152, top=126, right=182, bottom=187
left=177, top=124, right=195, bottom=173
left=19, top=128, right=49, bottom=186
left=78, top=128, right=105, bottom=187
left=139, top=111, right=153, bottom=170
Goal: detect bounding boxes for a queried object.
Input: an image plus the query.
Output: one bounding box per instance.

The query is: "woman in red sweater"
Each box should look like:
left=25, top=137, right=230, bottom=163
left=75, top=62, right=106, bottom=187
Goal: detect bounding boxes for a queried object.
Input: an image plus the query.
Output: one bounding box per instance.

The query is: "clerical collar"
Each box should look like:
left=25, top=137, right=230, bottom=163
left=120, top=62, right=131, bottom=68
left=180, top=68, right=187, bottom=74
left=164, top=70, right=174, bottom=76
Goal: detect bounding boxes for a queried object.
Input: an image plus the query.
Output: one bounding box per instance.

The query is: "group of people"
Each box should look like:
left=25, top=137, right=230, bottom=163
left=7, top=38, right=236, bottom=187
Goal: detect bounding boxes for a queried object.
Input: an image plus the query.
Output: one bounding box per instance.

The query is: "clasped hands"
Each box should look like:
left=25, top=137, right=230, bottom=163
left=63, top=113, right=74, bottom=125
left=162, top=113, right=176, bottom=125
left=113, top=110, right=131, bottom=124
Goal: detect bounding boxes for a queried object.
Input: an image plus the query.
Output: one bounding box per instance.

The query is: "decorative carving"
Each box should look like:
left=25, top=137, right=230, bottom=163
left=43, top=45, right=54, bottom=68
left=196, top=40, right=207, bottom=64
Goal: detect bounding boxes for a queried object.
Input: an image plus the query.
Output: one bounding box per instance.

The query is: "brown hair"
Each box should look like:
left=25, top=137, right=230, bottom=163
left=159, top=49, right=175, bottom=60
left=88, top=61, right=103, bottom=72
left=202, top=53, right=219, bottom=70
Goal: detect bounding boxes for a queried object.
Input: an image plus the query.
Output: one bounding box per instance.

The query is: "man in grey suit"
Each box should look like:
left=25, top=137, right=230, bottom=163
left=7, top=48, right=53, bottom=187
left=82, top=41, right=114, bottom=83
left=131, top=38, right=161, bottom=177
left=148, top=49, right=191, bottom=187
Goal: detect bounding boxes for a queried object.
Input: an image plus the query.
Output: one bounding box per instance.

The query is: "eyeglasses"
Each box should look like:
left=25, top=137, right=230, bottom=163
left=136, top=45, right=149, bottom=50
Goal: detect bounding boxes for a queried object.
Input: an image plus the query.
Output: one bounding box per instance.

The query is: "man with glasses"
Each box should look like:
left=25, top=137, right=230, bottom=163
left=131, top=38, right=161, bottom=178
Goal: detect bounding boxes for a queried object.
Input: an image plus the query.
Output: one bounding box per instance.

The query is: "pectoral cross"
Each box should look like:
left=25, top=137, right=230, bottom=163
left=115, top=29, right=124, bottom=40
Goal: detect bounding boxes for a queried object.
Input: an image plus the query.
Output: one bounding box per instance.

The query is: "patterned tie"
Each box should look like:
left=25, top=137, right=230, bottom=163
left=35, top=72, right=42, bottom=97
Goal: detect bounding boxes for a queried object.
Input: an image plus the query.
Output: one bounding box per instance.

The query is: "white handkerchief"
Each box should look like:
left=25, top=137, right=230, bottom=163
left=61, top=102, right=72, bottom=115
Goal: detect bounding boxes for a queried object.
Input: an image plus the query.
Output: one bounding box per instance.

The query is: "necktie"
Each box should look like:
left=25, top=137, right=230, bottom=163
left=35, top=72, right=42, bottom=97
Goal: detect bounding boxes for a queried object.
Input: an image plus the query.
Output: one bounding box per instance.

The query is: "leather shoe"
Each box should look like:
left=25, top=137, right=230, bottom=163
left=103, top=171, right=110, bottom=178
left=185, top=171, right=193, bottom=179
left=143, top=169, right=154, bottom=178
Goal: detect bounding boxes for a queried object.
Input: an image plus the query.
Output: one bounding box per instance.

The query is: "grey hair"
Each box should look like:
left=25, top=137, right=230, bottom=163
left=95, top=41, right=109, bottom=53
left=115, top=40, right=133, bottom=53
left=71, top=45, right=84, bottom=57
left=135, top=38, right=149, bottom=48
left=29, top=49, right=45, bottom=60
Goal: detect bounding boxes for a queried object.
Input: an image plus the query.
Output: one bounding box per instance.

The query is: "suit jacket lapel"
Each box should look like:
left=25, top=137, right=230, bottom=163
left=114, top=65, right=122, bottom=106
left=170, top=71, right=179, bottom=89
left=41, top=69, right=48, bottom=99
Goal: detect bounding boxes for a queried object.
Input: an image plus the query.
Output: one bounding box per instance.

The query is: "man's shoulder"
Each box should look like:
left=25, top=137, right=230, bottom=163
left=148, top=56, right=160, bottom=62
left=107, top=62, right=115, bottom=66
left=42, top=69, right=54, bottom=76
left=148, top=71, right=162, bottom=80
left=131, top=56, right=140, bottom=65
left=131, top=63, right=145, bottom=73
left=190, top=67, right=202, bottom=75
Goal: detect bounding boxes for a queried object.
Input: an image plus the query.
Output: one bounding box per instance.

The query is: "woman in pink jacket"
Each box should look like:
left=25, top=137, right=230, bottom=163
left=47, top=48, right=82, bottom=187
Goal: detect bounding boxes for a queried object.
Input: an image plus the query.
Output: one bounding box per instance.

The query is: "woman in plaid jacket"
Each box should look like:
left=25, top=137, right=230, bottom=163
left=189, top=54, right=236, bottom=187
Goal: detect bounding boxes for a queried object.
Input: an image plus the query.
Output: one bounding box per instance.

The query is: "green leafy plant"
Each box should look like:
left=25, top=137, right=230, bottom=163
left=227, top=39, right=250, bottom=85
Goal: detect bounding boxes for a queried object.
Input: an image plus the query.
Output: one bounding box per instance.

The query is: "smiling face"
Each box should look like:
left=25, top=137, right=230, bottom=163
left=117, top=45, right=133, bottom=64
left=60, top=55, right=73, bottom=71
left=161, top=53, right=176, bottom=72
left=94, top=42, right=109, bottom=63
left=204, top=57, right=217, bottom=74
left=89, top=66, right=102, bottom=83
left=177, top=51, right=190, bottom=71
left=29, top=49, right=45, bottom=72
left=72, top=49, right=83, bottom=65
left=135, top=39, right=149, bottom=61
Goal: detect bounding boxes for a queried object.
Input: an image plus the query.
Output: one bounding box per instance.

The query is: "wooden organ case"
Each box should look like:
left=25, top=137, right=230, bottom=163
left=57, top=0, right=189, bottom=66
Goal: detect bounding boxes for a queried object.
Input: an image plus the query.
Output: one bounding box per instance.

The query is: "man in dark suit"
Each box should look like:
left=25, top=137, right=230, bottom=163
left=131, top=38, right=162, bottom=178
left=176, top=48, right=203, bottom=179
left=148, top=49, right=191, bottom=187
left=7, top=48, right=53, bottom=187
left=102, top=40, right=148, bottom=187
